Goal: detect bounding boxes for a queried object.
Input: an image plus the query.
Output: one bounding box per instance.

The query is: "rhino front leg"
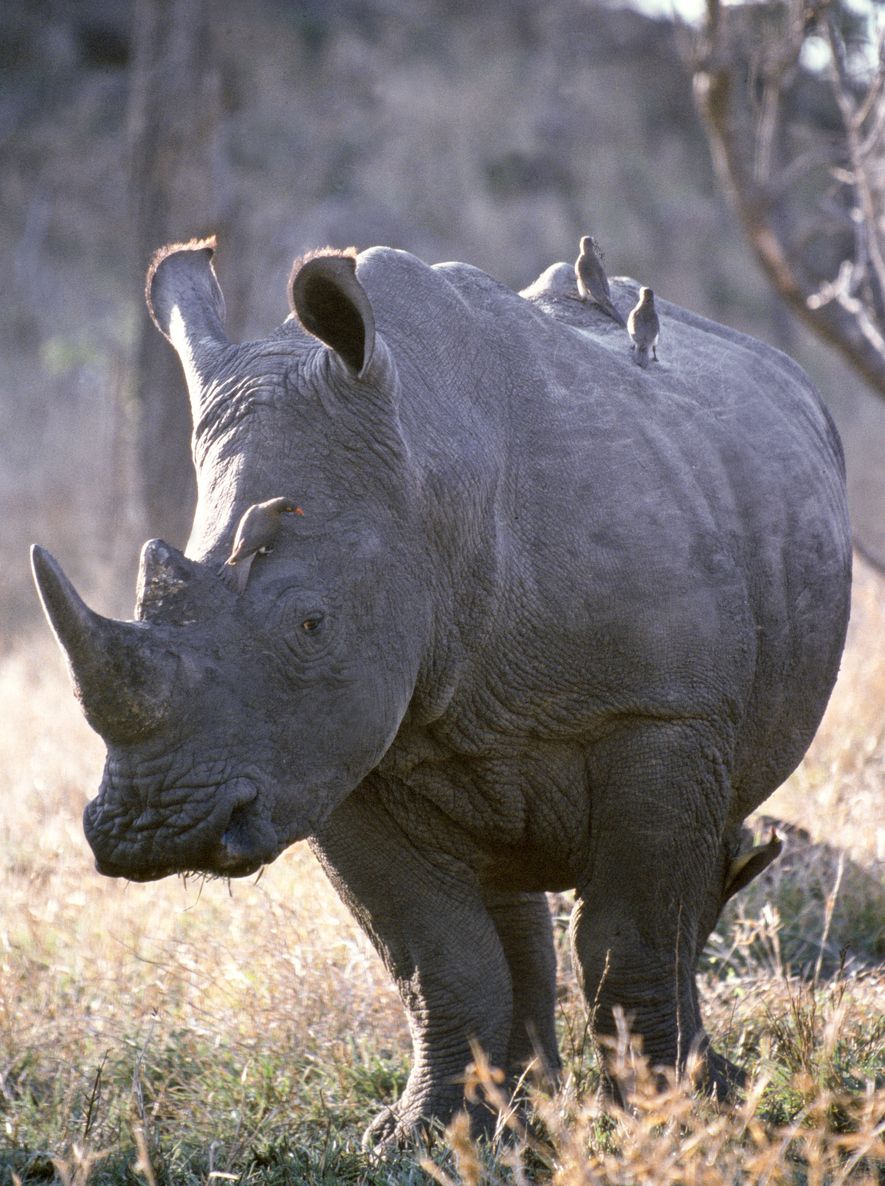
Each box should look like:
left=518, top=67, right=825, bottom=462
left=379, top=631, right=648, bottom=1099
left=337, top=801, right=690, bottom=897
left=311, top=788, right=514, bottom=1149
left=482, top=890, right=561, bottom=1084
left=573, top=721, right=736, bottom=1097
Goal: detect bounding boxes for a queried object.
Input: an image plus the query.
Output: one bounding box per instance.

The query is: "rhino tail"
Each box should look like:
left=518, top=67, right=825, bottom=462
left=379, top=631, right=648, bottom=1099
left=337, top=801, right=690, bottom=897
left=721, top=828, right=783, bottom=906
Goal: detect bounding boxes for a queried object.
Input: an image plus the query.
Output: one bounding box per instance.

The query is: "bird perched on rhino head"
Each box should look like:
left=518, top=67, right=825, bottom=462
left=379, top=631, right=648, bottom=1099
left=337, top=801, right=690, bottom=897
left=574, top=235, right=628, bottom=329
left=219, top=497, right=304, bottom=593
left=628, top=286, right=660, bottom=368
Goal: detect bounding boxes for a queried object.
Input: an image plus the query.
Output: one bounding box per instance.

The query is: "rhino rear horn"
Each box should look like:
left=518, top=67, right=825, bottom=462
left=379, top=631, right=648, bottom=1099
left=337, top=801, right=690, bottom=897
left=289, top=252, right=376, bottom=378
left=146, top=237, right=229, bottom=418
left=31, top=545, right=177, bottom=744
left=135, top=538, right=221, bottom=623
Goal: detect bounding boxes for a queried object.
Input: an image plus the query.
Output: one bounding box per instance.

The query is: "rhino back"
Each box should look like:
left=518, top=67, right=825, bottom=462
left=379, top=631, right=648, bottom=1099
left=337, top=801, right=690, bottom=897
left=356, top=251, right=849, bottom=817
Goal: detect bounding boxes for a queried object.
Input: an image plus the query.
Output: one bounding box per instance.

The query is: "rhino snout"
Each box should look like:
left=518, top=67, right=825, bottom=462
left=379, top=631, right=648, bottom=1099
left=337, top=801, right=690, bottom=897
left=84, top=776, right=274, bottom=881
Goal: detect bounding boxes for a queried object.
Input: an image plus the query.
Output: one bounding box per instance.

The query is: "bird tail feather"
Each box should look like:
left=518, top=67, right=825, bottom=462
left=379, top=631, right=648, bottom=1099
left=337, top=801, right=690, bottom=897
left=219, top=556, right=253, bottom=593
left=603, top=300, right=628, bottom=329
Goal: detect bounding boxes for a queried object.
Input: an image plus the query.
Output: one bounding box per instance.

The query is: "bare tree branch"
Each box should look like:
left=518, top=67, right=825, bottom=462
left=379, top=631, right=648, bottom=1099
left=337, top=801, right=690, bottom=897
left=690, top=0, right=885, bottom=398
left=823, top=11, right=885, bottom=321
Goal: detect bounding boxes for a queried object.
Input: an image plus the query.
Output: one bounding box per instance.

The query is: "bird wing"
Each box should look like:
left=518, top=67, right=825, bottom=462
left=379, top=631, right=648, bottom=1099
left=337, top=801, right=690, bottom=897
left=225, top=537, right=251, bottom=565
left=586, top=257, right=612, bottom=301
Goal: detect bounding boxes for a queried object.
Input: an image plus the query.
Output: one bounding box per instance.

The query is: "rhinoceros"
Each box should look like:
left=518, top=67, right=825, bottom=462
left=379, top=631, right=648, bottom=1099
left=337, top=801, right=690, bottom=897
left=32, top=238, right=851, bottom=1145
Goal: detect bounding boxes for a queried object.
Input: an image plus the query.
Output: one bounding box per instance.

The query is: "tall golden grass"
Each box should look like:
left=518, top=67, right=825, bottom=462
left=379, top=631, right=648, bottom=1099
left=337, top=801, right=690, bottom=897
left=0, top=555, right=882, bottom=1182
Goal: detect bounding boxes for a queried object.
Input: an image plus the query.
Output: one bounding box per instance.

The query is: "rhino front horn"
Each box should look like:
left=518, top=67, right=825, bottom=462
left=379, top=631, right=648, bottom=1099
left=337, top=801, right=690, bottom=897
left=31, top=545, right=177, bottom=744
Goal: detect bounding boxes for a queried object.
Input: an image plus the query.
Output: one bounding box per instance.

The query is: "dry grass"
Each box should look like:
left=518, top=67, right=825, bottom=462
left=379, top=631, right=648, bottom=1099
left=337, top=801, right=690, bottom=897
left=424, top=1030, right=884, bottom=1186
left=0, top=557, right=882, bottom=1183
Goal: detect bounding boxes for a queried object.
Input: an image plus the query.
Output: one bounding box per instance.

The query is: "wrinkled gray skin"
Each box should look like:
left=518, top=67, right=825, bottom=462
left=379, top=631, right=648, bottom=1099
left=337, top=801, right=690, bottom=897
left=33, top=239, right=851, bottom=1147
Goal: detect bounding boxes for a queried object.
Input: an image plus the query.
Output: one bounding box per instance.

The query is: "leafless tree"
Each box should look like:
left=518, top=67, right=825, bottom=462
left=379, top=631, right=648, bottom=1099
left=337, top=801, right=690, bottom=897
left=691, top=0, right=885, bottom=398
left=128, top=0, right=222, bottom=547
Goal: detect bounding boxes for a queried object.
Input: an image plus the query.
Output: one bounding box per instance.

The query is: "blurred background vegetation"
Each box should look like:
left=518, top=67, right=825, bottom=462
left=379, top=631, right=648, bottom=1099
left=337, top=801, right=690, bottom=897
left=1, top=0, right=883, bottom=639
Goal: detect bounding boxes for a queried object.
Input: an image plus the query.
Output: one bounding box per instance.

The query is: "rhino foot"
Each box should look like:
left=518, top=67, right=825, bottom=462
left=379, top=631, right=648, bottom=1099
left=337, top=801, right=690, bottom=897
left=362, top=1087, right=499, bottom=1154
left=698, top=1047, right=747, bottom=1102
left=598, top=1035, right=747, bottom=1109
left=361, top=1102, right=444, bottom=1155
left=362, top=1103, right=410, bottom=1153
left=598, top=1063, right=747, bottom=1113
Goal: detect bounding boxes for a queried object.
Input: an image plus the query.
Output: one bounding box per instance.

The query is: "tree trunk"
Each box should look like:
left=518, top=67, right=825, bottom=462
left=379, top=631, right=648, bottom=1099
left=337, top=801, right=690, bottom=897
left=128, top=0, right=221, bottom=548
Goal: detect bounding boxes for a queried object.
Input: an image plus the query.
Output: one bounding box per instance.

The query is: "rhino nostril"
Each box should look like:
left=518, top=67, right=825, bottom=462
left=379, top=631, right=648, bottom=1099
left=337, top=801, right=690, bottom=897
left=216, top=788, right=276, bottom=875
left=222, top=800, right=256, bottom=852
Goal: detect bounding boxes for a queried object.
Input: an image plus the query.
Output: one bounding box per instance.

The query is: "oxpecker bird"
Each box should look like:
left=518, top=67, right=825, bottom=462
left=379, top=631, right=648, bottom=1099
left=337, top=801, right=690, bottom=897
left=220, top=497, right=304, bottom=593
left=628, top=287, right=660, bottom=368
left=574, top=235, right=628, bottom=328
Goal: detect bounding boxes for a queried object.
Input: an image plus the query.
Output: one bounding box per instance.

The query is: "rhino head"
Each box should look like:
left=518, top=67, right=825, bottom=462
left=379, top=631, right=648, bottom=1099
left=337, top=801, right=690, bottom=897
left=33, top=240, right=433, bottom=881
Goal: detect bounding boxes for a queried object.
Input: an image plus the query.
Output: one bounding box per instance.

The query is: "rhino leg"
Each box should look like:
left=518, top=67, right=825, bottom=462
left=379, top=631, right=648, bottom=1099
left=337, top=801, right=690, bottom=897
left=311, top=788, right=514, bottom=1150
left=482, top=889, right=561, bottom=1085
left=572, top=721, right=737, bottom=1099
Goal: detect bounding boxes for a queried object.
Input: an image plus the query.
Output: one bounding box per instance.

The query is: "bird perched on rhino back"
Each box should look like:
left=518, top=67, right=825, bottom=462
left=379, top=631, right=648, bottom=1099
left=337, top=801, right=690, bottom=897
left=219, top=497, right=304, bottom=593
left=628, top=286, right=660, bottom=368
left=574, top=234, right=628, bottom=329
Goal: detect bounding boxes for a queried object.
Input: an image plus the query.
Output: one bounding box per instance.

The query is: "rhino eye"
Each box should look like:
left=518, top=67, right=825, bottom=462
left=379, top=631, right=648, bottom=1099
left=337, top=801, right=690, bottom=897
left=301, top=614, right=324, bottom=633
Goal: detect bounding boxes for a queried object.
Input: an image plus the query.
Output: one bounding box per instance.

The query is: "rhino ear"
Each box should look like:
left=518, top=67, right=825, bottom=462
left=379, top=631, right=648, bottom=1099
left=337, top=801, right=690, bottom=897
left=289, top=252, right=375, bottom=378
left=146, top=237, right=229, bottom=391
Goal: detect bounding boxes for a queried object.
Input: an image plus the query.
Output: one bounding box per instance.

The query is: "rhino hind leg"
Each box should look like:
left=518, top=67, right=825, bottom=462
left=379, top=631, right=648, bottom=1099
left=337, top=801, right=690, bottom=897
left=482, top=889, right=562, bottom=1085
left=572, top=721, right=736, bottom=1099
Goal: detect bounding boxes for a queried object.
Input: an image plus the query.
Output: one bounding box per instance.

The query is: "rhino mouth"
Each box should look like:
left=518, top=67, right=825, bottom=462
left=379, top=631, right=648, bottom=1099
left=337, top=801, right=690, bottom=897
left=84, top=775, right=284, bottom=882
